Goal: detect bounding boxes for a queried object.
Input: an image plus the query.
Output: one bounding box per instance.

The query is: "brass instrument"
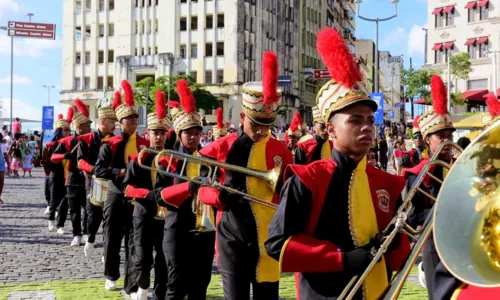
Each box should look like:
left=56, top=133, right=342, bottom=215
left=339, top=141, right=463, bottom=300
left=434, top=122, right=500, bottom=287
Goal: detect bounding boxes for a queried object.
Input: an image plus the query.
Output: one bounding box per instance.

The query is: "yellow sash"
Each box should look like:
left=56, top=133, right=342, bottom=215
left=349, top=157, right=388, bottom=300
left=246, top=134, right=280, bottom=283
left=125, top=134, right=138, bottom=165
left=321, top=140, right=332, bottom=160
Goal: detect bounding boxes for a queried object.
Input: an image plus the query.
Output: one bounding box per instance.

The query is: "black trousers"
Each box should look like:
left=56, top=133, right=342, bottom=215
left=423, top=237, right=440, bottom=300
left=85, top=185, right=103, bottom=244
left=48, top=177, right=68, bottom=228
left=221, top=273, right=279, bottom=300
left=67, top=186, right=88, bottom=237
left=133, top=216, right=167, bottom=300
left=44, top=176, right=51, bottom=205
left=102, top=191, right=137, bottom=294
left=163, top=230, right=215, bottom=300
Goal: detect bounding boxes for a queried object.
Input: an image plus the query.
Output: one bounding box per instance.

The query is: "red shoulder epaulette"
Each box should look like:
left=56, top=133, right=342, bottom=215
left=46, top=141, right=56, bottom=149
left=401, top=158, right=430, bottom=179
left=78, top=132, right=94, bottom=146
left=104, top=134, right=124, bottom=145
left=136, top=135, right=150, bottom=148
left=58, top=136, right=74, bottom=152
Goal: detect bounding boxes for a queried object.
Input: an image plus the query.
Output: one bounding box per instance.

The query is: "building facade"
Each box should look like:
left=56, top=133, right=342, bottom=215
left=426, top=0, right=500, bottom=113
left=61, top=0, right=300, bottom=128
left=379, top=51, right=403, bottom=122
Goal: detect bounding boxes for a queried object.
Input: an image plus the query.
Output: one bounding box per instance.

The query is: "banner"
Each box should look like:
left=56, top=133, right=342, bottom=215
left=42, top=106, right=54, bottom=130
left=370, top=93, right=385, bottom=125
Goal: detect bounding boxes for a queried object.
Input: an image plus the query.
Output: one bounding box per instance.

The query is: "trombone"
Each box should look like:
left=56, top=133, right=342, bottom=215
left=138, top=148, right=280, bottom=210
left=338, top=141, right=463, bottom=300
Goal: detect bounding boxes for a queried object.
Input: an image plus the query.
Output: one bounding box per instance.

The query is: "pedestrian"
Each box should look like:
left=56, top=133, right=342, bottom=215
left=378, top=135, right=389, bottom=171
left=293, top=106, right=332, bottom=165
left=22, top=148, right=33, bottom=177
left=2, top=126, right=8, bottom=138
left=371, top=138, right=379, bottom=164
left=9, top=140, right=21, bottom=177
left=393, top=141, right=403, bottom=174
left=13, top=117, right=21, bottom=135
left=0, top=133, right=6, bottom=204
left=387, top=134, right=393, bottom=163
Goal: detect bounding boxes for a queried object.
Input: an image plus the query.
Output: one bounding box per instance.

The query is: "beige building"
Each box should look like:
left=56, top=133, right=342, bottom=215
left=426, top=0, right=500, bottom=114
left=60, top=0, right=299, bottom=128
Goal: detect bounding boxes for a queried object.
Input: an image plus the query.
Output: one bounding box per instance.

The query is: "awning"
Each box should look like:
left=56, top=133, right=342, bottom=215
left=465, top=1, right=477, bottom=9
left=432, top=7, right=443, bottom=14
left=477, top=36, right=489, bottom=44
left=461, top=89, right=489, bottom=101
left=444, top=42, right=454, bottom=49
left=477, top=0, right=489, bottom=7
left=432, top=43, right=443, bottom=50
left=453, top=113, right=487, bottom=129
left=465, top=38, right=476, bottom=45
left=482, top=89, right=500, bottom=98
left=443, top=5, right=455, bottom=13
left=413, top=99, right=428, bottom=104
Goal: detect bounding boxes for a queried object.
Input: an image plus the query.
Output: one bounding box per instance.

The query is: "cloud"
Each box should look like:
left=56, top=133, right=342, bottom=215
left=408, top=24, right=427, bottom=56
left=0, top=0, right=21, bottom=18
left=380, top=27, right=406, bottom=48
left=1, top=98, right=64, bottom=123
left=0, top=74, right=32, bottom=85
left=0, top=34, right=62, bottom=58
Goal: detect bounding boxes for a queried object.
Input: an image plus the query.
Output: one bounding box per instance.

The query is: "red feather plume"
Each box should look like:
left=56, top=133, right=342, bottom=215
left=486, top=93, right=500, bottom=117
left=167, top=100, right=179, bottom=108
left=121, top=80, right=134, bottom=107
left=67, top=107, right=74, bottom=123
left=74, top=98, right=89, bottom=118
left=316, top=27, right=362, bottom=89
left=112, top=91, right=122, bottom=110
left=413, top=115, right=420, bottom=129
left=155, top=90, right=166, bottom=120
left=289, top=112, right=302, bottom=132
left=430, top=75, right=448, bottom=115
left=176, top=79, right=196, bottom=114
left=284, top=133, right=289, bottom=146
left=216, top=107, right=224, bottom=129
left=57, top=114, right=63, bottom=120
left=262, top=51, right=279, bottom=105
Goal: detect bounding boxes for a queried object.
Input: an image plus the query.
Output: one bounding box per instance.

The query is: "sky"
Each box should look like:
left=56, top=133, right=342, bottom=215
left=0, top=0, right=428, bottom=128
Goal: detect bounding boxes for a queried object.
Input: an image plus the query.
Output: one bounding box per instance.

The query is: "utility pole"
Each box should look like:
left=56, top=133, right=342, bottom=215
left=42, top=85, right=56, bottom=105
left=447, top=52, right=451, bottom=113
left=422, top=28, right=428, bottom=65
left=410, top=58, right=414, bottom=118
left=485, top=50, right=499, bottom=98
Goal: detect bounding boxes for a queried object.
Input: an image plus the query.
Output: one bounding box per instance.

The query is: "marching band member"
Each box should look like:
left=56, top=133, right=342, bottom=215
left=123, top=90, right=169, bottom=300
left=293, top=106, right=332, bottom=165
left=155, top=79, right=215, bottom=300
left=76, top=97, right=117, bottom=257
left=401, top=115, right=428, bottom=170
left=401, top=75, right=456, bottom=300
left=212, top=107, right=228, bottom=141
left=284, top=112, right=304, bottom=156
left=46, top=108, right=73, bottom=233
left=51, top=99, right=92, bottom=246
left=265, top=28, right=411, bottom=300
left=94, top=80, right=149, bottom=293
left=197, top=51, right=293, bottom=299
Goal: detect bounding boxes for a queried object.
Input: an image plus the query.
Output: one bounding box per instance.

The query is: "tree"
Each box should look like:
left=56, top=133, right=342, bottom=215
left=134, top=75, right=220, bottom=113
left=450, top=51, right=473, bottom=82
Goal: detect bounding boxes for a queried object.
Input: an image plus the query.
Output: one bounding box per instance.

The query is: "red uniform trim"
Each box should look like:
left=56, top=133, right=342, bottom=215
left=199, top=133, right=239, bottom=184
left=77, top=159, right=94, bottom=174
left=78, top=132, right=94, bottom=146
left=160, top=181, right=191, bottom=208
left=198, top=186, right=224, bottom=207
left=124, top=185, right=150, bottom=199
left=46, top=141, right=56, bottom=149
left=105, top=135, right=124, bottom=157
left=401, top=158, right=430, bottom=179
left=455, top=285, right=500, bottom=300
left=51, top=154, right=65, bottom=164
left=57, top=136, right=73, bottom=152
left=296, top=138, right=333, bottom=164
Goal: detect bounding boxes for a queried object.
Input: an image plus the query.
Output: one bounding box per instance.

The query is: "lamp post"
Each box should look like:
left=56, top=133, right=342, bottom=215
left=354, top=0, right=399, bottom=93
left=0, top=26, right=13, bottom=131
left=159, top=53, right=176, bottom=100
left=485, top=50, right=500, bottom=98
left=422, top=28, right=428, bottom=65
left=42, top=85, right=56, bottom=106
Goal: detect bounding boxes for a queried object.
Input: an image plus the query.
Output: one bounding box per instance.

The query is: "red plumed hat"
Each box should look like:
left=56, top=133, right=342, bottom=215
left=115, top=80, right=139, bottom=120
left=287, top=112, right=304, bottom=138
left=66, top=107, right=74, bottom=123
left=216, top=107, right=224, bottom=129
left=73, top=98, right=92, bottom=127
left=176, top=79, right=196, bottom=114
left=155, top=90, right=166, bottom=120
left=172, top=80, right=201, bottom=133
left=262, top=51, right=279, bottom=106
left=430, top=75, right=448, bottom=115
left=112, top=91, right=122, bottom=110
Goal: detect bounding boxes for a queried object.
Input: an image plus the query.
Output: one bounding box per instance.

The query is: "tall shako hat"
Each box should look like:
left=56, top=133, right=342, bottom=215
left=212, top=107, right=227, bottom=138
left=171, top=79, right=202, bottom=133
left=315, top=27, right=377, bottom=122
left=147, top=90, right=170, bottom=130
left=241, top=51, right=282, bottom=126
left=96, top=94, right=117, bottom=120
left=73, top=98, right=92, bottom=128
left=418, top=75, right=455, bottom=138
left=312, top=106, right=324, bottom=124
left=114, top=80, right=139, bottom=120
left=54, top=107, right=73, bottom=130
left=284, top=111, right=304, bottom=146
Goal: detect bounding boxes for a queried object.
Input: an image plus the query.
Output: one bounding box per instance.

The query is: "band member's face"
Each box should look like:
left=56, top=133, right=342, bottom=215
left=149, top=129, right=166, bottom=150
left=62, top=128, right=71, bottom=138
left=180, top=127, right=201, bottom=152
left=290, top=135, right=299, bottom=148
left=367, top=151, right=377, bottom=166
left=327, top=103, right=375, bottom=162
left=78, top=122, right=92, bottom=135
left=426, top=129, right=454, bottom=155
left=120, top=115, right=138, bottom=134
left=314, top=122, right=328, bottom=140
left=241, top=112, right=270, bottom=142
left=414, top=134, right=423, bottom=148
left=100, top=118, right=116, bottom=135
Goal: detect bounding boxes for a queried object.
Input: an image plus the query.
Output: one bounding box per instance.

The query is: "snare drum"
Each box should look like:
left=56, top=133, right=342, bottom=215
left=90, top=177, right=109, bottom=207
left=155, top=205, right=168, bottom=220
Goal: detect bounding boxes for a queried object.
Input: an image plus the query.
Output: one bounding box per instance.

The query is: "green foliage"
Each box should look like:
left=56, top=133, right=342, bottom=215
left=134, top=75, right=219, bottom=113
left=450, top=52, right=473, bottom=81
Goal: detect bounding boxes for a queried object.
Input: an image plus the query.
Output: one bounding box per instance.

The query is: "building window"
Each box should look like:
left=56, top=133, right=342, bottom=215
left=84, top=77, right=90, bottom=90
left=108, top=50, right=114, bottom=63
left=85, top=25, right=91, bottom=39
left=85, top=51, right=91, bottom=64
left=141, top=48, right=145, bottom=56
left=74, top=77, right=81, bottom=90
left=467, top=79, right=488, bottom=90
left=468, top=7, right=477, bottom=22
left=75, top=52, right=81, bottom=64
left=75, top=26, right=81, bottom=40
left=155, top=19, right=158, bottom=33
left=108, top=24, right=114, bottom=36
left=479, top=41, right=489, bottom=57
left=99, top=24, right=105, bottom=37
left=141, top=20, right=145, bottom=34
left=217, top=14, right=224, bottom=28
left=190, top=44, right=197, bottom=58
left=134, top=48, right=138, bottom=56
left=479, top=3, right=489, bottom=20
left=98, top=50, right=104, bottom=63
left=205, top=43, right=213, bottom=56
left=85, top=0, right=91, bottom=12
left=99, top=0, right=105, bottom=11
left=468, top=43, right=477, bottom=59
left=97, top=77, right=104, bottom=89
left=147, top=20, right=151, bottom=34
left=216, top=70, right=223, bottom=83
left=147, top=47, right=151, bottom=55
left=180, top=44, right=187, bottom=58
left=155, top=46, right=158, bottom=54
left=446, top=9, right=454, bottom=26
left=180, top=0, right=187, bottom=3
left=107, top=76, right=114, bottom=89
left=205, top=70, right=213, bottom=84
left=216, top=42, right=224, bottom=56
left=135, top=0, right=139, bottom=7
left=191, top=16, right=198, bottom=30
left=206, top=15, right=213, bottom=29
left=435, top=12, right=444, bottom=28
left=180, top=17, right=187, bottom=31
left=109, top=0, right=115, bottom=10
left=76, top=1, right=82, bottom=13
left=190, top=71, right=197, bottom=82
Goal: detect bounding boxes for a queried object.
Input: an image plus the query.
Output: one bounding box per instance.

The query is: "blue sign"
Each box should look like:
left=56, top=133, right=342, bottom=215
left=42, top=106, right=54, bottom=130
left=394, top=103, right=404, bottom=108
left=389, top=111, right=395, bottom=120
left=370, top=93, right=385, bottom=125
left=278, top=75, right=292, bottom=87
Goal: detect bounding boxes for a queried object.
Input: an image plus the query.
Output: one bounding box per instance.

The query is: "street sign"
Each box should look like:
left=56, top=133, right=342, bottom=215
left=42, top=106, right=55, bottom=130
left=370, top=93, right=385, bottom=125
left=278, top=75, right=292, bottom=87
left=389, top=111, right=395, bottom=120
left=7, top=21, right=56, bottom=40
left=313, top=69, right=331, bottom=80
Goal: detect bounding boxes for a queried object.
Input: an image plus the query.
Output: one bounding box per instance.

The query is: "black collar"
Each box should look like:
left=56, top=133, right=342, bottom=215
left=331, top=149, right=357, bottom=174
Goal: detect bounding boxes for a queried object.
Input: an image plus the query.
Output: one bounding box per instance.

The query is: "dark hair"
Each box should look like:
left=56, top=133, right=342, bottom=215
left=16, top=118, right=19, bottom=121
left=2, top=125, right=7, bottom=131
left=456, top=137, right=471, bottom=149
